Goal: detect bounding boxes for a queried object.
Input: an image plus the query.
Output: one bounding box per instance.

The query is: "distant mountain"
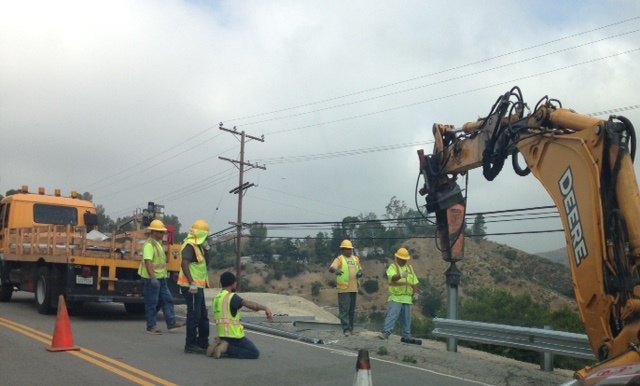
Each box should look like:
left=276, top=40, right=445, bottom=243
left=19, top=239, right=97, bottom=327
left=224, top=236, right=578, bottom=314
left=535, top=246, right=570, bottom=267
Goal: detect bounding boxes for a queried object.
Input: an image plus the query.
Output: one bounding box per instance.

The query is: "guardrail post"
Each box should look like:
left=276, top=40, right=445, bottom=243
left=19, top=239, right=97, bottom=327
left=541, top=325, right=554, bottom=372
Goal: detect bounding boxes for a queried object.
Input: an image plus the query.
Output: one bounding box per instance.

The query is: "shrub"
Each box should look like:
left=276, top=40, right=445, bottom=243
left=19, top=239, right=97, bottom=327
left=503, top=249, right=517, bottom=261
left=377, top=346, right=388, bottom=356
left=311, top=281, right=323, bottom=297
left=402, top=355, right=417, bottom=364
left=362, top=280, right=379, bottom=294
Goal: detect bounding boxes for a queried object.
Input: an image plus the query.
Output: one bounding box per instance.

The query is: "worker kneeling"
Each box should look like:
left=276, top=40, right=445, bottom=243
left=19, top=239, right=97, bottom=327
left=207, top=272, right=274, bottom=359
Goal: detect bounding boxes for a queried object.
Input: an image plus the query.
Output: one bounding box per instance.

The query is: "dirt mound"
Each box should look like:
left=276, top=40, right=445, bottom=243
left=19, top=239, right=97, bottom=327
left=202, top=288, right=340, bottom=324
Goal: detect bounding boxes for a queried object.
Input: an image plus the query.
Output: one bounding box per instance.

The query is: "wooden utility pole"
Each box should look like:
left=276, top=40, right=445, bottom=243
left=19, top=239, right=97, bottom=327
left=218, top=124, right=265, bottom=290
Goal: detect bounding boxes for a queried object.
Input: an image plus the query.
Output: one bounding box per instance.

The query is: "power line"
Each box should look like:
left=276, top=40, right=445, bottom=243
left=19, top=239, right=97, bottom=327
left=237, top=30, right=640, bottom=129
left=222, top=16, right=640, bottom=124
left=84, top=125, right=219, bottom=191
left=243, top=229, right=565, bottom=241
left=263, top=48, right=640, bottom=136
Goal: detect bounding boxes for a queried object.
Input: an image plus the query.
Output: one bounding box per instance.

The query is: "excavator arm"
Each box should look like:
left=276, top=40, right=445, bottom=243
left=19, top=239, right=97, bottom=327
left=418, top=86, right=640, bottom=381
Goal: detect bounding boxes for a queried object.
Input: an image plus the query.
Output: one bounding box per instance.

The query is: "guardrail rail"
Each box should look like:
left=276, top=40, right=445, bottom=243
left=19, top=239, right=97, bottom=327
left=432, top=318, right=596, bottom=371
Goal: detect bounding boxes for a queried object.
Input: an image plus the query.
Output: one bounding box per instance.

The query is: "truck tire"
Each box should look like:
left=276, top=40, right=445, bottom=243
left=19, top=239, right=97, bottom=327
left=124, top=302, right=145, bottom=315
left=0, top=263, right=13, bottom=302
left=0, top=283, right=12, bottom=302
left=35, top=266, right=54, bottom=314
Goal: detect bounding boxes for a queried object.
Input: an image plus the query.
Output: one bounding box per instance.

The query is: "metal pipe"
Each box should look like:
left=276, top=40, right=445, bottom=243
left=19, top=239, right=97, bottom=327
left=242, top=322, right=325, bottom=344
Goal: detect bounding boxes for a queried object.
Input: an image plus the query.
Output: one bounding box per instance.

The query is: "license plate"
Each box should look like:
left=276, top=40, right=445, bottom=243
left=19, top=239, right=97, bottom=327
left=75, top=275, right=93, bottom=285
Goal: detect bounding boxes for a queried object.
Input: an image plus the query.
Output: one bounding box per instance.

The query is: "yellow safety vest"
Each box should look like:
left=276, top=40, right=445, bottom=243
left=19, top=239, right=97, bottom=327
left=335, top=255, right=361, bottom=292
left=178, top=242, right=209, bottom=288
left=138, top=238, right=168, bottom=279
left=213, top=290, right=244, bottom=339
left=387, top=263, right=416, bottom=303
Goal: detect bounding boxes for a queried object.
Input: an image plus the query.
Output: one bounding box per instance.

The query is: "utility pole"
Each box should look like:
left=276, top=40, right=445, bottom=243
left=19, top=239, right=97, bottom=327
left=218, top=123, right=265, bottom=291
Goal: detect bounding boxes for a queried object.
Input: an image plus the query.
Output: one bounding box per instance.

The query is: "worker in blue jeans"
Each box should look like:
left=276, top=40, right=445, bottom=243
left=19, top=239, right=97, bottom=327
left=379, top=247, right=419, bottom=341
left=138, top=219, right=184, bottom=335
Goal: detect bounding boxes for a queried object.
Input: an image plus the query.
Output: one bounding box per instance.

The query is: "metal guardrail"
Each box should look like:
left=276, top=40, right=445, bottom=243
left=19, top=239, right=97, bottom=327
left=432, top=318, right=596, bottom=360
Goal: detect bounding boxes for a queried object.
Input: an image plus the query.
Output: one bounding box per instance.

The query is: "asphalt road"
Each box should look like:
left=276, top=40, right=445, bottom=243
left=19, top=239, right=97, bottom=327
left=0, top=292, right=487, bottom=386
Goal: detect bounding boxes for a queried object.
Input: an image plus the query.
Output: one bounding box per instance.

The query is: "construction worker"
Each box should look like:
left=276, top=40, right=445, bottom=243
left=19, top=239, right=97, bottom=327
left=207, top=271, right=273, bottom=359
left=328, top=239, right=362, bottom=337
left=138, top=219, right=185, bottom=335
left=178, top=220, right=211, bottom=354
left=378, top=247, right=419, bottom=341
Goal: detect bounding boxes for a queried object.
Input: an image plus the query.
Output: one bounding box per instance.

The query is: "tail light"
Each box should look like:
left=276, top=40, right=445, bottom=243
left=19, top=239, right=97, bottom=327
left=81, top=267, right=92, bottom=278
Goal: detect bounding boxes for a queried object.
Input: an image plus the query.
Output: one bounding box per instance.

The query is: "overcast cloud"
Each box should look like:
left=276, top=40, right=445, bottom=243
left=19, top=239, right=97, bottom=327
left=1, top=0, right=639, bottom=254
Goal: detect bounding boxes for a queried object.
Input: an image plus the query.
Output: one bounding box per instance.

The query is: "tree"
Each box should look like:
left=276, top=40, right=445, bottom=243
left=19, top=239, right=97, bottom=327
left=384, top=196, right=409, bottom=220
left=418, top=279, right=443, bottom=317
left=330, top=216, right=359, bottom=251
left=5, top=188, right=21, bottom=197
left=471, top=214, right=487, bottom=242
left=95, top=204, right=115, bottom=230
left=404, top=208, right=436, bottom=238
left=313, top=232, right=332, bottom=264
left=354, top=212, right=384, bottom=252
left=245, top=222, right=273, bottom=264
left=81, top=192, right=93, bottom=201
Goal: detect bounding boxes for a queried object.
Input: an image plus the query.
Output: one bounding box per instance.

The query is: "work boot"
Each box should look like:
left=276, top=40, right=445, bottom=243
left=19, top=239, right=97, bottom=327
left=184, top=345, right=206, bottom=354
left=167, top=322, right=186, bottom=332
left=213, top=340, right=229, bottom=359
left=401, top=337, right=422, bottom=345
left=206, top=337, right=222, bottom=357
left=377, top=333, right=388, bottom=340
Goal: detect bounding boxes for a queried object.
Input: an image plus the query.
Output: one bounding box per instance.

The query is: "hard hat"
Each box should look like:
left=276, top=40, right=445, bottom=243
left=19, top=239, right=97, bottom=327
left=148, top=219, right=167, bottom=232
left=395, top=247, right=410, bottom=260
left=340, top=239, right=354, bottom=249
left=192, top=220, right=210, bottom=232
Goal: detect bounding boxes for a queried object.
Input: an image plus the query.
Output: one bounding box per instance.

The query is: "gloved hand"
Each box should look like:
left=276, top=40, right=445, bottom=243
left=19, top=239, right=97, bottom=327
left=150, top=278, right=160, bottom=288
left=356, top=272, right=363, bottom=278
left=189, top=282, right=198, bottom=294
left=400, top=271, right=408, bottom=279
left=334, top=269, right=343, bottom=276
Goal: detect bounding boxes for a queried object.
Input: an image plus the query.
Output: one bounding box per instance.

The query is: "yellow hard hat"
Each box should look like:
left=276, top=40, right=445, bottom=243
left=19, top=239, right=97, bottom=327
left=340, top=239, right=354, bottom=249
left=395, top=247, right=410, bottom=260
left=192, top=220, right=210, bottom=232
left=148, top=219, right=167, bottom=232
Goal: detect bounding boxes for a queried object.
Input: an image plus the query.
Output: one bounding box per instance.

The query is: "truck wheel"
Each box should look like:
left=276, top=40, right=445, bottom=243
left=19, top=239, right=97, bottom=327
left=124, top=302, right=145, bottom=315
left=0, top=282, right=12, bottom=302
left=0, top=264, right=13, bottom=302
left=35, top=266, right=54, bottom=314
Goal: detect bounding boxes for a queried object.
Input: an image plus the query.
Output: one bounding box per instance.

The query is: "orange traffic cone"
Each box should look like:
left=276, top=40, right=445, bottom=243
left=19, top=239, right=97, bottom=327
left=353, top=349, right=372, bottom=386
left=46, top=295, right=80, bottom=352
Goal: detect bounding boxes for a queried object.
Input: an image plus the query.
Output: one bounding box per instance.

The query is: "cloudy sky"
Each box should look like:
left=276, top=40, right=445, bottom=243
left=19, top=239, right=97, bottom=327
left=1, top=0, right=639, bottom=255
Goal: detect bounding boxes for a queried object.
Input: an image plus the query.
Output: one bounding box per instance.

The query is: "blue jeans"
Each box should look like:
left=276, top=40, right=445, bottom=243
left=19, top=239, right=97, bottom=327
left=143, top=278, right=177, bottom=330
left=224, top=336, right=260, bottom=359
left=381, top=301, right=412, bottom=338
left=337, top=292, right=357, bottom=333
left=181, top=287, right=209, bottom=348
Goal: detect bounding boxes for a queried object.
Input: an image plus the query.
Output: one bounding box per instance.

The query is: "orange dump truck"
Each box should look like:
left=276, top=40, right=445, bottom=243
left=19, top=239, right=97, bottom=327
left=0, top=186, right=184, bottom=314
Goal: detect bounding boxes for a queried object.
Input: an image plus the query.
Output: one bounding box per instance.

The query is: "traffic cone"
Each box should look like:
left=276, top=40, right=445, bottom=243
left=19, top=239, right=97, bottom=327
left=46, top=295, right=80, bottom=352
left=353, top=349, right=372, bottom=386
